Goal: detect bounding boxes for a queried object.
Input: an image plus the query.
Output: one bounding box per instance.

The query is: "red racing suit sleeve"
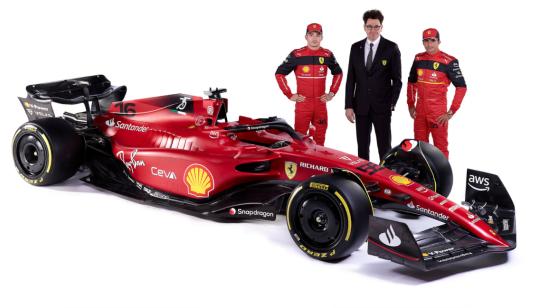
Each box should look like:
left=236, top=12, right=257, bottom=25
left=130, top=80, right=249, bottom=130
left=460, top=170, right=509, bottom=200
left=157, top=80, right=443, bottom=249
left=407, top=59, right=418, bottom=107
left=325, top=53, right=343, bottom=94
left=275, top=52, right=297, bottom=99
left=447, top=59, right=467, bottom=114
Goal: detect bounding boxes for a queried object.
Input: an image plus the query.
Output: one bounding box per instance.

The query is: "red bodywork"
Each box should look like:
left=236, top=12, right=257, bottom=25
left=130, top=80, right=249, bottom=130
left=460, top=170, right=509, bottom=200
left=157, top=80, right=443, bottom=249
left=93, top=94, right=509, bottom=248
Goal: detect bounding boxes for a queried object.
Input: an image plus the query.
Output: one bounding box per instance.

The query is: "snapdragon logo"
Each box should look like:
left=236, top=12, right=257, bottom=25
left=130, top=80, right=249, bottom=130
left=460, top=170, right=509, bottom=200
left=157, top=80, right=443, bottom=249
left=229, top=208, right=274, bottom=219
left=379, top=225, right=401, bottom=247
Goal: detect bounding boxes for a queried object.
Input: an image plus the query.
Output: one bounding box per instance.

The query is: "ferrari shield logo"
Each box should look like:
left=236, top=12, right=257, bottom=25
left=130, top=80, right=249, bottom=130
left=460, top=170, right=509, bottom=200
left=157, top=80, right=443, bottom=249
left=433, top=62, right=440, bottom=70
left=285, top=161, right=297, bottom=180
left=319, top=57, right=325, bottom=64
left=381, top=59, right=387, bottom=66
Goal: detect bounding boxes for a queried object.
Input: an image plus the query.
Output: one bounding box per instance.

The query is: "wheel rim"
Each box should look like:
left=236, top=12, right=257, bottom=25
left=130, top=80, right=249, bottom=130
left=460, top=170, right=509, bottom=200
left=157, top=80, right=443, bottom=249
left=17, top=134, right=46, bottom=176
left=294, top=193, right=344, bottom=250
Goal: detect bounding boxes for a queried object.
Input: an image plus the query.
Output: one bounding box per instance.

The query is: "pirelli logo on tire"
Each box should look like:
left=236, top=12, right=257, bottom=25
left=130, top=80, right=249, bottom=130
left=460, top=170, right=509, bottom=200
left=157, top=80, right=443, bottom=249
left=309, top=182, right=329, bottom=190
left=18, top=172, right=44, bottom=185
left=298, top=244, right=335, bottom=259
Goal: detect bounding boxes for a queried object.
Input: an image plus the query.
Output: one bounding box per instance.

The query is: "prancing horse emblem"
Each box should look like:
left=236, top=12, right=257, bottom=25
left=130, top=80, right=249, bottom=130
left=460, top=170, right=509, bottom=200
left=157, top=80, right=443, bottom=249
left=285, top=161, right=297, bottom=180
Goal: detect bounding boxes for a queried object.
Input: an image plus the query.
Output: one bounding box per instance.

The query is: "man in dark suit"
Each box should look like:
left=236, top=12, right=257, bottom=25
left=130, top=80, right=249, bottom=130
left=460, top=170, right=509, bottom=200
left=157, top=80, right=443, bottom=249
left=345, top=9, right=402, bottom=161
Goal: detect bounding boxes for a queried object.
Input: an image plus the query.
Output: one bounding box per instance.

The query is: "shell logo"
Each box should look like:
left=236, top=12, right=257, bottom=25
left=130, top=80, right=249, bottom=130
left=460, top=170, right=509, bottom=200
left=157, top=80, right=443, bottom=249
left=390, top=175, right=413, bottom=186
left=302, top=66, right=310, bottom=73
left=418, top=69, right=424, bottom=76
left=184, top=164, right=214, bottom=197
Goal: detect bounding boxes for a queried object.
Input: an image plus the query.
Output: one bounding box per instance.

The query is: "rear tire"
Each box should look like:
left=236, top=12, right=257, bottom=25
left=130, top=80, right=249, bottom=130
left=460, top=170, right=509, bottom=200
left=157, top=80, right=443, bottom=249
left=12, top=118, right=84, bottom=186
left=381, top=139, right=453, bottom=197
left=286, top=174, right=373, bottom=261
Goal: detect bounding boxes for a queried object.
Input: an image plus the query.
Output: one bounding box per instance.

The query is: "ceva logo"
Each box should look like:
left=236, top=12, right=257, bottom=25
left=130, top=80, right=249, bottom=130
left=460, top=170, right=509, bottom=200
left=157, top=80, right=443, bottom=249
left=151, top=167, right=177, bottom=180
left=379, top=225, right=401, bottom=247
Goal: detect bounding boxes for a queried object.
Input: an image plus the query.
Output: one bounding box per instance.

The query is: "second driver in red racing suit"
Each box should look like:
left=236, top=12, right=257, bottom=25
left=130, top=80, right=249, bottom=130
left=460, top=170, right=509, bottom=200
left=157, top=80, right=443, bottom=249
left=275, top=23, right=343, bottom=146
left=407, top=28, right=467, bottom=158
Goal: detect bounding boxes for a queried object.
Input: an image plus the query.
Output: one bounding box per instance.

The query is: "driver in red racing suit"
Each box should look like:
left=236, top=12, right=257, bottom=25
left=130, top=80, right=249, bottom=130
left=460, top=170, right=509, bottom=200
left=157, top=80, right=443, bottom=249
left=276, top=23, right=343, bottom=146
left=407, top=28, right=467, bottom=158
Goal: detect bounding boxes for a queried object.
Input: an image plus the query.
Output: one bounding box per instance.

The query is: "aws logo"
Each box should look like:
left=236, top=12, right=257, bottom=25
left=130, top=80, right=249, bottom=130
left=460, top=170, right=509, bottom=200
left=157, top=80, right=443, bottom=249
left=184, top=164, right=214, bottom=197
left=468, top=174, right=490, bottom=192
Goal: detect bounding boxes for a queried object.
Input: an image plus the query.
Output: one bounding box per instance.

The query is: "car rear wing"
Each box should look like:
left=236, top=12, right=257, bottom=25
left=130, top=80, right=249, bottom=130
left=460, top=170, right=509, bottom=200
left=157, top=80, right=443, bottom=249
left=367, top=169, right=516, bottom=271
left=18, top=75, right=126, bottom=124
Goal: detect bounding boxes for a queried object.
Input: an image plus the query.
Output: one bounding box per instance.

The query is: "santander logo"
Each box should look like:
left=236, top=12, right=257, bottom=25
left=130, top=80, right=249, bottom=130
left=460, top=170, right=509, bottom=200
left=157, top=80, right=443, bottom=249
left=105, top=118, right=148, bottom=133
left=379, top=225, right=401, bottom=247
left=105, top=118, right=115, bottom=127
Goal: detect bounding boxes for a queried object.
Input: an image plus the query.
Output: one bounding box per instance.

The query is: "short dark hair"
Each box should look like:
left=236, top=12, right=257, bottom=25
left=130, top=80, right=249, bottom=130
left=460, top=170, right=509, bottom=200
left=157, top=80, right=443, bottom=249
left=363, top=10, right=384, bottom=24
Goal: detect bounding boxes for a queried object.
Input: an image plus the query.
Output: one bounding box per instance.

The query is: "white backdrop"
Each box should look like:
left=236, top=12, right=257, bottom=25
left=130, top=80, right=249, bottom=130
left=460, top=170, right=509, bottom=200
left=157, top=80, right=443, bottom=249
left=1, top=1, right=549, bottom=307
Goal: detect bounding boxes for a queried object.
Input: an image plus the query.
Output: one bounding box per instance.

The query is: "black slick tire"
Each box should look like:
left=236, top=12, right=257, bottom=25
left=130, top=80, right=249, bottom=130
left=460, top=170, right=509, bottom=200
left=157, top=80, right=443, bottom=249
left=12, top=118, right=84, bottom=186
left=286, top=174, right=373, bottom=261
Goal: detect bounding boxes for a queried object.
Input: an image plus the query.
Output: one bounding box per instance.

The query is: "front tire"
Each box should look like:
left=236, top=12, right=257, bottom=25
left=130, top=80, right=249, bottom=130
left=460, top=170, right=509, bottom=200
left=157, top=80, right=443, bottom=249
left=12, top=118, right=84, bottom=186
left=286, top=173, right=373, bottom=261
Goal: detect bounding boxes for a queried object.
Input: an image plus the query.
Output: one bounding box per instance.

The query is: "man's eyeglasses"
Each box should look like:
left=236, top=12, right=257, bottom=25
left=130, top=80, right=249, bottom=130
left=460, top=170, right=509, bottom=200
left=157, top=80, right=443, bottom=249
left=365, top=25, right=381, bottom=30
left=423, top=38, right=438, bottom=42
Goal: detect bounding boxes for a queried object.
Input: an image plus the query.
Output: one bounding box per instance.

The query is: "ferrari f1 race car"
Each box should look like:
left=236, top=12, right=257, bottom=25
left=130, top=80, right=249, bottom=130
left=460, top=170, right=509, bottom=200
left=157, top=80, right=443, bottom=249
left=12, top=75, right=516, bottom=271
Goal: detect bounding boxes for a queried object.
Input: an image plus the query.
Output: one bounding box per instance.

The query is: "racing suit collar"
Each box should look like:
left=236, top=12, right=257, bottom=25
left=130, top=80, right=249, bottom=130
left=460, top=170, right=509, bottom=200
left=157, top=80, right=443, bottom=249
left=427, top=50, right=442, bottom=56
left=305, top=46, right=322, bottom=52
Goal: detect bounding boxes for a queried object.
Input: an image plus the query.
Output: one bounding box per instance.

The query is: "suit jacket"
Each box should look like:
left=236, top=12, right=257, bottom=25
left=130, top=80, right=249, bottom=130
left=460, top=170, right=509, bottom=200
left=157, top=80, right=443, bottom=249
left=345, top=36, right=402, bottom=116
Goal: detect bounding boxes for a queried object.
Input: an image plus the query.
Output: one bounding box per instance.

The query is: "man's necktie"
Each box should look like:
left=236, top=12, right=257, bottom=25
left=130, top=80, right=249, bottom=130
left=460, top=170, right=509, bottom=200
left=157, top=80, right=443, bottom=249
left=366, top=43, right=374, bottom=71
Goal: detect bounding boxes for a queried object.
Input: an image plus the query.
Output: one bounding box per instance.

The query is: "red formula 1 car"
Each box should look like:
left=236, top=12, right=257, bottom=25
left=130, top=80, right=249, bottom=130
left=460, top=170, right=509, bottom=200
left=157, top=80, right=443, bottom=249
left=12, top=75, right=516, bottom=271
